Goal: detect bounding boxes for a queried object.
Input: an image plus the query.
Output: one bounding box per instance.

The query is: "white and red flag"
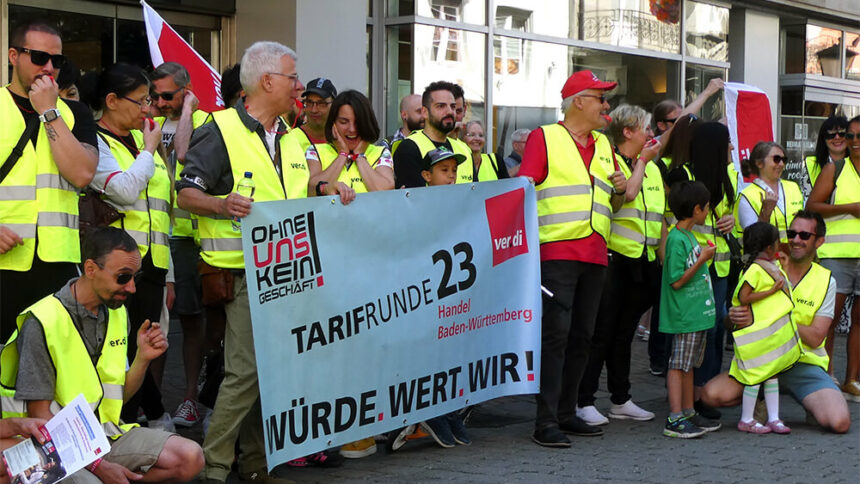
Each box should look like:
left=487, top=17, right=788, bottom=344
left=725, top=82, right=773, bottom=185
left=141, top=0, right=224, bottom=112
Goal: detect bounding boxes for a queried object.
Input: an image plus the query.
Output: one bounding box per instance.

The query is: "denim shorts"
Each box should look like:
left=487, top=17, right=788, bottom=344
left=820, top=258, right=860, bottom=296
left=779, top=362, right=839, bottom=402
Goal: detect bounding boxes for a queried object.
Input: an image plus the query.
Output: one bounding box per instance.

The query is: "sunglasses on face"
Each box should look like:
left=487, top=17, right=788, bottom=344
left=150, top=87, right=183, bottom=101
left=13, top=46, right=67, bottom=69
left=115, top=271, right=143, bottom=285
left=770, top=155, right=786, bottom=164
left=845, top=132, right=859, bottom=140
left=786, top=230, right=816, bottom=241
left=662, top=117, right=678, bottom=124
left=823, top=130, right=846, bottom=140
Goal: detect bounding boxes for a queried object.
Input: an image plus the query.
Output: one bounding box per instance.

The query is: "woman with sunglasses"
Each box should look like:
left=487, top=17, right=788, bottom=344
left=306, top=90, right=393, bottom=196
left=462, top=120, right=508, bottom=182
left=806, top=115, right=848, bottom=190
left=86, top=63, right=174, bottom=431
left=736, top=141, right=805, bottom=244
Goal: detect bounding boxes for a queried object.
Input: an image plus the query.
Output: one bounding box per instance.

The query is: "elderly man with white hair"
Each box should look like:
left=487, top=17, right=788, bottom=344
left=177, top=41, right=352, bottom=483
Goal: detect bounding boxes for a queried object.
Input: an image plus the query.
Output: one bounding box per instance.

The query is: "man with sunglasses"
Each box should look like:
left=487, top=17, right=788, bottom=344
left=703, top=211, right=851, bottom=433
left=0, top=226, right=204, bottom=483
left=0, top=22, right=99, bottom=342
left=148, top=62, right=212, bottom=429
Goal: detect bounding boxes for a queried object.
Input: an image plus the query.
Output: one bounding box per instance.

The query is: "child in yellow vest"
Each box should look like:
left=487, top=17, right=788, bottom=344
left=732, top=222, right=795, bottom=435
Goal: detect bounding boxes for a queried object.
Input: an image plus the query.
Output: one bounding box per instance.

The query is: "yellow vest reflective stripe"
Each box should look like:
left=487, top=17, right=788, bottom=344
left=818, top=160, right=860, bottom=259
left=729, top=262, right=802, bottom=385
left=536, top=124, right=615, bottom=244
left=805, top=155, right=823, bottom=187
left=608, top=158, right=666, bottom=260
left=100, top=133, right=171, bottom=269
left=792, top=263, right=832, bottom=370
left=0, top=295, right=135, bottom=438
left=157, top=111, right=211, bottom=239
left=197, top=109, right=309, bottom=269
left=681, top=165, right=735, bottom=277
left=0, top=87, right=79, bottom=271
left=736, top=180, right=805, bottom=244
left=408, top=131, right=472, bottom=183
left=457, top=153, right=500, bottom=184
left=315, top=143, right=384, bottom=194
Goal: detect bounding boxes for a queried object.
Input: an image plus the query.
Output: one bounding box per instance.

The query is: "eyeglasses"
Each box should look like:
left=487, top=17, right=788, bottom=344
left=267, top=72, right=299, bottom=84
left=303, top=99, right=332, bottom=109
left=465, top=132, right=485, bottom=138
left=662, top=117, right=678, bottom=124
left=786, top=230, right=817, bottom=241
left=770, top=155, right=786, bottom=164
left=12, top=46, right=67, bottom=69
left=578, top=94, right=607, bottom=104
left=823, top=130, right=846, bottom=140
left=150, top=87, right=184, bottom=102
left=845, top=132, right=859, bottom=140
left=115, top=271, right=144, bottom=285
left=123, top=96, right=153, bottom=108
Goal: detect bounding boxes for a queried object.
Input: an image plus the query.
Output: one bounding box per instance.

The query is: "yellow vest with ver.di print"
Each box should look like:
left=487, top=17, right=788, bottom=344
left=0, top=87, right=80, bottom=271
left=608, top=155, right=665, bottom=261
left=535, top=124, right=615, bottom=244
left=314, top=143, right=384, bottom=194
left=197, top=109, right=309, bottom=269
left=100, top=132, right=172, bottom=269
left=734, top=179, right=805, bottom=244
left=457, top=153, right=501, bottom=184
left=408, top=131, right=472, bottom=183
left=0, top=295, right=135, bottom=438
left=817, top=160, right=860, bottom=259
left=791, top=262, right=832, bottom=371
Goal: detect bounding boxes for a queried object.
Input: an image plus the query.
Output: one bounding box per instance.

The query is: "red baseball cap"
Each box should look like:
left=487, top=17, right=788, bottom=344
left=561, top=70, right=617, bottom=99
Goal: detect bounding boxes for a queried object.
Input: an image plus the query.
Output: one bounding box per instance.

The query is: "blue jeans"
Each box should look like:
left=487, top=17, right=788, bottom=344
left=694, top=270, right=728, bottom=387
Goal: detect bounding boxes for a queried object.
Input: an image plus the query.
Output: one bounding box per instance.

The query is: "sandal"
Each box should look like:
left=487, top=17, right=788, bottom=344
left=766, top=419, right=791, bottom=434
left=737, top=419, right=771, bottom=434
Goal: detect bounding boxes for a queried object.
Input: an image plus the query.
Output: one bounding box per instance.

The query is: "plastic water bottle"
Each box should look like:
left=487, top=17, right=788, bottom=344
left=232, top=171, right=255, bottom=231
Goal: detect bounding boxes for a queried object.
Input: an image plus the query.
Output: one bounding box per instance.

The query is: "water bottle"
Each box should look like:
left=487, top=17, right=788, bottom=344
left=232, top=171, right=255, bottom=231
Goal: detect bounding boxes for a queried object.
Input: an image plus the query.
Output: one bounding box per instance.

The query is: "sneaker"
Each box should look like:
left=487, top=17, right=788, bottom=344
left=339, top=437, right=377, bottom=458
left=136, top=408, right=147, bottom=424
left=238, top=469, right=294, bottom=484
left=148, top=412, right=176, bottom=432
left=559, top=416, right=604, bottom=436
left=385, top=425, right=415, bottom=453
left=649, top=365, right=666, bottom=377
left=841, top=380, right=860, bottom=402
left=446, top=413, right=471, bottom=445
left=663, top=417, right=706, bottom=439
left=531, top=426, right=571, bottom=448
left=286, top=450, right=344, bottom=468
left=687, top=412, right=721, bottom=432
left=694, top=399, right=722, bottom=419
left=576, top=405, right=609, bottom=426
left=420, top=417, right=456, bottom=448
left=609, top=400, right=655, bottom=421
left=636, top=325, right=650, bottom=341
left=173, top=399, right=200, bottom=427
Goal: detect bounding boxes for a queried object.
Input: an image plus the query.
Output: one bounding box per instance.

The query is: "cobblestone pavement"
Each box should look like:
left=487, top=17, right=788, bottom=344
left=160, top=326, right=859, bottom=483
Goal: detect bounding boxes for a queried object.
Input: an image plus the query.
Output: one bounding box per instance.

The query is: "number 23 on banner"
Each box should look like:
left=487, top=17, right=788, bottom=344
left=432, top=242, right=476, bottom=300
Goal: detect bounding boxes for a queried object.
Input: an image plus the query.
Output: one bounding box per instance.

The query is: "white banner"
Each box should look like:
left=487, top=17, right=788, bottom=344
left=241, top=179, right=541, bottom=468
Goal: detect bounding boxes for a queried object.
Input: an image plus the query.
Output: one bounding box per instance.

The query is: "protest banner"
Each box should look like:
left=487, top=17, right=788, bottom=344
left=725, top=82, right=774, bottom=189
left=141, top=0, right=224, bottom=112
left=241, top=178, right=541, bottom=468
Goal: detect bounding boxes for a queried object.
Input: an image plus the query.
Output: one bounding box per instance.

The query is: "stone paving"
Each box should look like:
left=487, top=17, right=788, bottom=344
left=160, top=326, right=859, bottom=483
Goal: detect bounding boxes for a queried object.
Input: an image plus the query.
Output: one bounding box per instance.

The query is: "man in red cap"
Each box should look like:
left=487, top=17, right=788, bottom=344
left=519, top=70, right=627, bottom=448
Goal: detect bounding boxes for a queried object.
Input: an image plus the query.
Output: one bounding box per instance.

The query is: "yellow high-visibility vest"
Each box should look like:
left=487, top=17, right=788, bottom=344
left=818, top=160, right=860, bottom=259
left=458, top=153, right=500, bottom=183
left=197, top=109, right=309, bottom=269
left=791, top=262, right=832, bottom=371
left=735, top=179, right=805, bottom=243
left=408, top=131, right=472, bottom=183
left=0, top=87, right=80, bottom=271
left=730, top=262, right=802, bottom=385
left=608, top=156, right=665, bottom=261
left=805, top=155, right=824, bottom=187
left=680, top=164, right=736, bottom=277
left=100, top=133, right=171, bottom=269
left=0, top=294, right=135, bottom=438
left=313, top=143, right=385, bottom=194
left=535, top=124, right=616, bottom=244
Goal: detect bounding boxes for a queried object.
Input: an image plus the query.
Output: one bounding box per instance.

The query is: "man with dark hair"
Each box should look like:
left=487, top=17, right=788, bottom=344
left=0, top=226, right=204, bottom=483
left=1, top=21, right=99, bottom=342
left=394, top=81, right=472, bottom=188
left=703, top=211, right=851, bottom=434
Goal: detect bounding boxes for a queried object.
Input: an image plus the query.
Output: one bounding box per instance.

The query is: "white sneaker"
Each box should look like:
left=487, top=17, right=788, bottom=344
left=609, top=399, right=655, bottom=421
left=147, top=412, right=176, bottom=432
left=576, top=405, right=609, bottom=426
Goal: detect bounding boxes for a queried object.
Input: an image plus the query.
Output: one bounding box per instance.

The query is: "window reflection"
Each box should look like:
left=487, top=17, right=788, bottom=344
left=394, top=0, right=486, bottom=26
left=685, top=65, right=724, bottom=121
left=806, top=26, right=842, bottom=77
left=685, top=1, right=728, bottom=62
left=385, top=25, right=414, bottom=136
left=579, top=0, right=680, bottom=54
left=846, top=32, right=860, bottom=80
left=494, top=1, right=574, bottom=38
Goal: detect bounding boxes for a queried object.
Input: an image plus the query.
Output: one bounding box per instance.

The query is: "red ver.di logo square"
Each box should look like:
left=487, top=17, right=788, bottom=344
left=484, top=188, right=529, bottom=267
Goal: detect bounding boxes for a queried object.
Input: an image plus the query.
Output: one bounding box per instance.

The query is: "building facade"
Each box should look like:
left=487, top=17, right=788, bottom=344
left=2, top=0, right=857, bottom=182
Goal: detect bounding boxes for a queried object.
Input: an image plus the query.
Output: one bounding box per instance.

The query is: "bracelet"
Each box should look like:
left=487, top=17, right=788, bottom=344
left=87, top=458, right=102, bottom=473
left=338, top=152, right=349, bottom=159
left=315, top=181, right=329, bottom=196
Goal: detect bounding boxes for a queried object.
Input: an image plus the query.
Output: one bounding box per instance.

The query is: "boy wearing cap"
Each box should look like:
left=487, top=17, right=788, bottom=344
left=287, top=77, right=337, bottom=155
left=519, top=70, right=628, bottom=448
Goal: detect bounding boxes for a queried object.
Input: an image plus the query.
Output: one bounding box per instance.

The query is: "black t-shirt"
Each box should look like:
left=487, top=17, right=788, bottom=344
left=96, top=126, right=139, bottom=157
left=393, top=137, right=453, bottom=188
left=9, top=91, right=97, bottom=148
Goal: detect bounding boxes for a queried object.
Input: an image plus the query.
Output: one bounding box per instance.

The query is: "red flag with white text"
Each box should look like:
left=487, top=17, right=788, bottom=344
left=141, top=0, right=224, bottom=112
left=725, top=83, right=773, bottom=185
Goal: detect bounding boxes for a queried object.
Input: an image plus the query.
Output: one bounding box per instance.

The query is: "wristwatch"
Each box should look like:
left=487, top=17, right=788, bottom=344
left=39, top=108, right=61, bottom=124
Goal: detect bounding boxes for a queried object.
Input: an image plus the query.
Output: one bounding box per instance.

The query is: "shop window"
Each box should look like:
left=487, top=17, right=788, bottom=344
left=385, top=25, right=414, bottom=136
left=806, top=25, right=843, bottom=77
left=494, top=1, right=573, bottom=38
left=579, top=0, right=680, bottom=54
left=846, top=32, right=860, bottom=81
left=685, top=64, right=725, bottom=121
left=402, top=0, right=485, bottom=25
left=684, top=0, right=729, bottom=62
